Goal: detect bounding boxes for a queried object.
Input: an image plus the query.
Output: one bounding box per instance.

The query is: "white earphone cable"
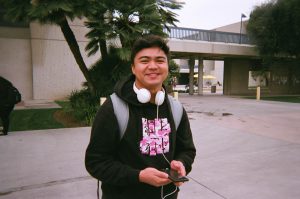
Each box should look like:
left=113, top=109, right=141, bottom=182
left=152, top=87, right=177, bottom=199
left=161, top=152, right=171, bottom=165
left=161, top=185, right=178, bottom=199
left=160, top=129, right=176, bottom=199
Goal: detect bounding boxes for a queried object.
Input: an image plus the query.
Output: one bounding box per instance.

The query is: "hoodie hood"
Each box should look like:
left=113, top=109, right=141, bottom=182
left=114, top=74, right=139, bottom=106
left=114, top=74, right=167, bottom=107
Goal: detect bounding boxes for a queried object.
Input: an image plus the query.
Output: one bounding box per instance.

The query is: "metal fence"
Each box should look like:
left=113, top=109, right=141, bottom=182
left=164, top=26, right=252, bottom=45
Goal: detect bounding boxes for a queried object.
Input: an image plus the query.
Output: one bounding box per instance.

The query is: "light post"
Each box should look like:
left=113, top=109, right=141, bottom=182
left=239, top=13, right=246, bottom=44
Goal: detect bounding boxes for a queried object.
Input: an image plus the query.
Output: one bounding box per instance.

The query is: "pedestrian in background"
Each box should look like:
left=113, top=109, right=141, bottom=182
left=0, top=76, right=21, bottom=136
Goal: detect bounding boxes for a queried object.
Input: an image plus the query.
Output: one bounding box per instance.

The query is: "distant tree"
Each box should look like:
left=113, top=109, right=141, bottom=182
left=1, top=0, right=96, bottom=95
left=247, top=0, right=300, bottom=60
left=164, top=60, right=180, bottom=93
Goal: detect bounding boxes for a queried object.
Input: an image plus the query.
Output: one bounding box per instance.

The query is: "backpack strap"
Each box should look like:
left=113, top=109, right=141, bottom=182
left=110, top=93, right=129, bottom=140
left=167, top=95, right=183, bottom=130
left=110, top=93, right=183, bottom=140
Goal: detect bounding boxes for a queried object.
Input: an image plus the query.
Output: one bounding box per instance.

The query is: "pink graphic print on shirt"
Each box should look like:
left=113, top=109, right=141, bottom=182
left=139, top=118, right=171, bottom=156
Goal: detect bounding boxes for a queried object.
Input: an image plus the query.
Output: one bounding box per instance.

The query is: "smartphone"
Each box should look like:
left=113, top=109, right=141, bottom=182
left=163, top=168, right=189, bottom=182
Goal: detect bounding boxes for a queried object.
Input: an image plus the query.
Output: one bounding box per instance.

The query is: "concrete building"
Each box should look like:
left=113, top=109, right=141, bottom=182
left=0, top=19, right=99, bottom=101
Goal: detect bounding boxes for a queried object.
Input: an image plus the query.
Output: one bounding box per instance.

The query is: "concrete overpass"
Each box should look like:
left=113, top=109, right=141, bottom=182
left=165, top=26, right=259, bottom=60
left=163, top=27, right=261, bottom=95
left=163, top=27, right=299, bottom=96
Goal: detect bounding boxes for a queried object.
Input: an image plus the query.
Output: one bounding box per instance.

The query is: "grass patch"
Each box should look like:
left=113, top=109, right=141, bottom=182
left=9, top=101, right=88, bottom=132
left=243, top=95, right=300, bottom=103
left=10, top=108, right=64, bottom=132
left=55, top=100, right=90, bottom=127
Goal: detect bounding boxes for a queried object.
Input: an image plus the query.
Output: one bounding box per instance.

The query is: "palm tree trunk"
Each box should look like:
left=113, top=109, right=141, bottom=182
left=58, top=16, right=95, bottom=96
left=99, top=39, right=108, bottom=59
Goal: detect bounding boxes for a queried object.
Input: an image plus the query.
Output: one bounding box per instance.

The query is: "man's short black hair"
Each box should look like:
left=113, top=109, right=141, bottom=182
left=131, top=35, right=170, bottom=63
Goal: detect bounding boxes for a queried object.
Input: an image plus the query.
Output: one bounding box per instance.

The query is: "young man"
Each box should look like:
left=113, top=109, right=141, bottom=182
left=85, top=35, right=196, bottom=199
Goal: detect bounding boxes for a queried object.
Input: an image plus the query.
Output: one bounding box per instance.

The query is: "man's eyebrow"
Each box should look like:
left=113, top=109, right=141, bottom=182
left=138, top=56, right=166, bottom=60
left=138, top=56, right=150, bottom=60
left=156, top=56, right=167, bottom=59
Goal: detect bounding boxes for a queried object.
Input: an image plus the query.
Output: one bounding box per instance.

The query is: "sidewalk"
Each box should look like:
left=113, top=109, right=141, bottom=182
left=14, top=100, right=61, bottom=110
left=179, top=94, right=300, bottom=199
left=1, top=94, right=300, bottom=199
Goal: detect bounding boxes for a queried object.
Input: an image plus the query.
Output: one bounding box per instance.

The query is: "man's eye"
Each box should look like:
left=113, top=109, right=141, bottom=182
left=156, top=59, right=165, bottom=63
left=140, top=60, right=149, bottom=63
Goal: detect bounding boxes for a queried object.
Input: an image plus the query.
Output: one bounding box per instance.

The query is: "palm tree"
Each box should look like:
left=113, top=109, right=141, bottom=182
left=85, top=0, right=183, bottom=60
left=2, top=0, right=96, bottom=95
left=84, top=0, right=183, bottom=95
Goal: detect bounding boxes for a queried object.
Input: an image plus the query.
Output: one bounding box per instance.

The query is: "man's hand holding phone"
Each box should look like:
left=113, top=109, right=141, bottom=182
left=139, top=168, right=171, bottom=187
left=165, top=160, right=189, bottom=186
left=163, top=168, right=189, bottom=182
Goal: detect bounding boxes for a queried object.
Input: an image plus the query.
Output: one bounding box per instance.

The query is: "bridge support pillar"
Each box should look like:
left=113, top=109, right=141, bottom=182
left=198, top=58, right=204, bottom=95
left=188, top=58, right=195, bottom=95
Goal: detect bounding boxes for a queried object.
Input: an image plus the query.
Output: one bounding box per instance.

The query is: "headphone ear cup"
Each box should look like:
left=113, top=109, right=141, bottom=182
left=155, top=91, right=165, bottom=106
left=137, top=88, right=151, bottom=103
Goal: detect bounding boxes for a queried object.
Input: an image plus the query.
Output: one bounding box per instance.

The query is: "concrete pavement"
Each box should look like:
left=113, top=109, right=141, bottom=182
left=179, top=95, right=300, bottom=199
left=1, top=94, right=300, bottom=199
left=14, top=100, right=61, bottom=110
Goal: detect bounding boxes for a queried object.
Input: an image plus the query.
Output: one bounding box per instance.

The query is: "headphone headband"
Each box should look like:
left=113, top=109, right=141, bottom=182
left=133, top=83, right=165, bottom=105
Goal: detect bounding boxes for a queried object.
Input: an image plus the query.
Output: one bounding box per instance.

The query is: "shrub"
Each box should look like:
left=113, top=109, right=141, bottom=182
left=69, top=89, right=99, bottom=126
left=69, top=48, right=131, bottom=125
left=89, top=47, right=131, bottom=97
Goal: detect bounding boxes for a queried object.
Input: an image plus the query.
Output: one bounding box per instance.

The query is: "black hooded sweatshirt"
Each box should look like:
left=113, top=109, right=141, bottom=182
left=85, top=75, right=196, bottom=199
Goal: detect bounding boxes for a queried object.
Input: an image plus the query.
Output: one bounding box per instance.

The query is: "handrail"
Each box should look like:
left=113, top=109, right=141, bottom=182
left=164, top=26, right=252, bottom=45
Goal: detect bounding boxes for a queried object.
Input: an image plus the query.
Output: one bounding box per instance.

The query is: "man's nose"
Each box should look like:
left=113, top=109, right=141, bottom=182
left=148, top=60, right=158, bottom=69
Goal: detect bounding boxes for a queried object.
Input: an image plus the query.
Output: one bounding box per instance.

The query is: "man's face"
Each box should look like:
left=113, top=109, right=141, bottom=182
left=132, top=47, right=168, bottom=91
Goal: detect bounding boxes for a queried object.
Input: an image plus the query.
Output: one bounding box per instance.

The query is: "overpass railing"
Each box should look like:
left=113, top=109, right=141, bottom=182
left=164, top=26, right=253, bottom=45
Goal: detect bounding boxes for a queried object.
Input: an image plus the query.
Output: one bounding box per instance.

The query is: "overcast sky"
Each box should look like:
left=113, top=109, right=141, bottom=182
left=174, top=0, right=269, bottom=30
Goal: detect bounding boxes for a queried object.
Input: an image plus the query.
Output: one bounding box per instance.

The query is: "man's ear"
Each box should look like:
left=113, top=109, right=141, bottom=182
left=131, top=64, right=135, bottom=75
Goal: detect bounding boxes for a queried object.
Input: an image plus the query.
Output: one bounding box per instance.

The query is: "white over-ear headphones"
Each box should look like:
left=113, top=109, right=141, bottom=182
left=133, top=83, right=165, bottom=105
